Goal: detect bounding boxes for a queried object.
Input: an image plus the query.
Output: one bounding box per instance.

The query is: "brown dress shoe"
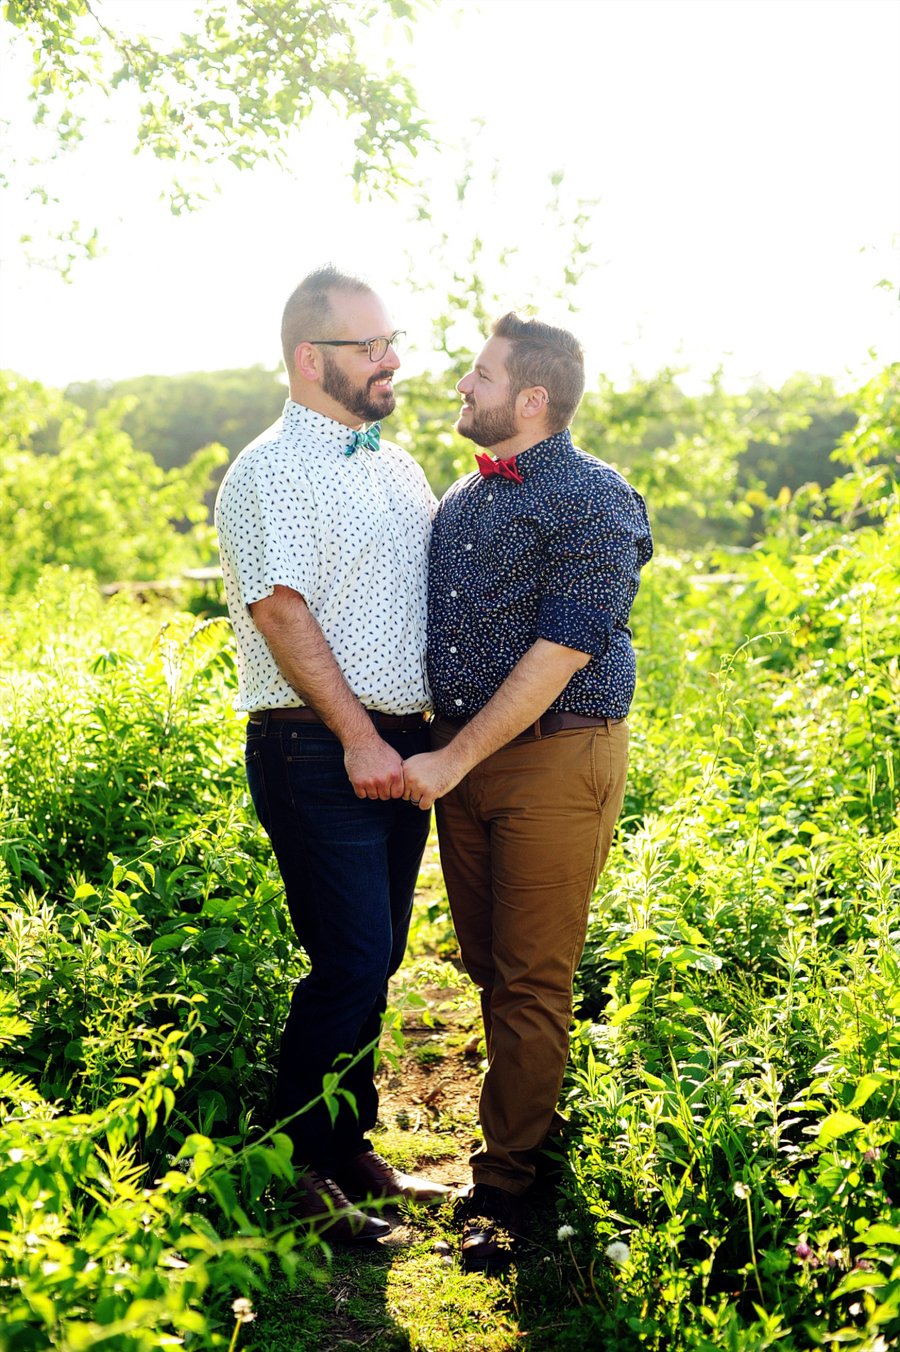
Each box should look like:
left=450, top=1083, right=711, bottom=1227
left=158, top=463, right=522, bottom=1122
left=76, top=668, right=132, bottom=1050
left=289, top=1170, right=391, bottom=1241
left=456, top=1182, right=528, bottom=1271
left=332, top=1149, right=451, bottom=1204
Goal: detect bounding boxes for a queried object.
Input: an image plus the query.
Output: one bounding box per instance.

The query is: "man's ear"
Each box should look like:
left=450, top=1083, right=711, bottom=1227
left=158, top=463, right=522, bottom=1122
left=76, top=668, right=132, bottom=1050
left=518, top=386, right=550, bottom=421
left=294, top=342, right=322, bottom=382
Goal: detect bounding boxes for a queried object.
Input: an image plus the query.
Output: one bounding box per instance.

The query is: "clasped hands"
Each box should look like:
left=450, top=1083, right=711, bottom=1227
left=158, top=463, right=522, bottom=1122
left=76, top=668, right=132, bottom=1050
left=344, top=737, right=461, bottom=809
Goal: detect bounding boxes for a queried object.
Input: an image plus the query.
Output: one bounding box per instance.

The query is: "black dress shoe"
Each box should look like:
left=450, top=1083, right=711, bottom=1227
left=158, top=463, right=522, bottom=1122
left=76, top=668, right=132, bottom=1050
left=455, top=1182, right=528, bottom=1270
left=288, top=1170, right=391, bottom=1241
left=332, top=1149, right=451, bottom=1204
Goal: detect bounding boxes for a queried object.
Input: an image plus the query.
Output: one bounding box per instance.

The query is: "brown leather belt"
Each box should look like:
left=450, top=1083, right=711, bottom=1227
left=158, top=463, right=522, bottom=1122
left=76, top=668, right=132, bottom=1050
left=250, top=707, right=427, bottom=732
left=436, top=711, right=625, bottom=740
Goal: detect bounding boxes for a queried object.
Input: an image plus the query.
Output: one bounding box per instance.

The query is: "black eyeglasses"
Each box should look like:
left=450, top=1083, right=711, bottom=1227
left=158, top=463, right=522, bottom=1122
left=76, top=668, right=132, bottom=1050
left=302, top=331, right=405, bottom=363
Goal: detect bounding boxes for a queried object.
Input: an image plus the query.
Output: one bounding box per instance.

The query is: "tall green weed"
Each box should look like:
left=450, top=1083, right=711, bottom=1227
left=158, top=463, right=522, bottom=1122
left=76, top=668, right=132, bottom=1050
left=0, top=1006, right=315, bottom=1352
left=561, top=424, right=900, bottom=1350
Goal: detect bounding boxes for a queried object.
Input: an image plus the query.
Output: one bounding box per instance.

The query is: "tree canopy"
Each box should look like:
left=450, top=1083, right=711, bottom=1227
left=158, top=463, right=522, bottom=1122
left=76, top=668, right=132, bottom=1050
left=3, top=0, right=433, bottom=270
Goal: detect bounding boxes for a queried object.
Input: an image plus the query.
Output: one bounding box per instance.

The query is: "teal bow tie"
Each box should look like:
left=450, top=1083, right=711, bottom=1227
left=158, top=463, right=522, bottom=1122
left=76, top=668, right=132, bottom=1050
left=345, top=422, right=382, bottom=457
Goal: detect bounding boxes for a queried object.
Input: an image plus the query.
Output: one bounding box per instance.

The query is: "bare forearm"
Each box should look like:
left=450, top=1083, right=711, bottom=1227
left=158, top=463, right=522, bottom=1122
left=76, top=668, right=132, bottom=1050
left=442, top=639, right=589, bottom=778
left=401, top=639, right=589, bottom=810
left=252, top=589, right=375, bottom=747
left=251, top=586, right=404, bottom=800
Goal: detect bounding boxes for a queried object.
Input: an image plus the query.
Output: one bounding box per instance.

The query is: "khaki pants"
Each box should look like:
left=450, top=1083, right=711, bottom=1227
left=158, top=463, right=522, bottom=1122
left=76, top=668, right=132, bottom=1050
left=432, top=718, right=629, bottom=1194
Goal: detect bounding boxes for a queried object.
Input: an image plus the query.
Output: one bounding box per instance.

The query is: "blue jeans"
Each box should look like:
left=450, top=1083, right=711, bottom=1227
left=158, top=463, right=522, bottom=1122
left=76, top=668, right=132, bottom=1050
left=244, top=714, right=430, bottom=1172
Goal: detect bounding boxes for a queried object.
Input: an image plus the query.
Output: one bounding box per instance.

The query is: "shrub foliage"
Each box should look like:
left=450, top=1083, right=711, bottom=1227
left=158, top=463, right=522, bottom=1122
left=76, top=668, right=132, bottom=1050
left=0, top=363, right=898, bottom=1348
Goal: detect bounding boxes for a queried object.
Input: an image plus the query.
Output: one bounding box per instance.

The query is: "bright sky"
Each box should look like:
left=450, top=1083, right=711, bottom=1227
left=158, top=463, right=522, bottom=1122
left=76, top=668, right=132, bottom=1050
left=1, top=0, right=898, bottom=392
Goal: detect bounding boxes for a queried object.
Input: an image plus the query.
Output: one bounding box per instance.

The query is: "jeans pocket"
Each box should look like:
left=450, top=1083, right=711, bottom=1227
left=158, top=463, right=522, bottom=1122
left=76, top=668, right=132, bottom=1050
left=284, top=733, right=343, bottom=762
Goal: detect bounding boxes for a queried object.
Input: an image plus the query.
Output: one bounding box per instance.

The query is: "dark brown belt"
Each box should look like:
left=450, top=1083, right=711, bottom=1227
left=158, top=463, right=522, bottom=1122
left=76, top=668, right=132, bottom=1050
left=436, top=711, right=625, bottom=740
left=250, top=707, right=427, bottom=732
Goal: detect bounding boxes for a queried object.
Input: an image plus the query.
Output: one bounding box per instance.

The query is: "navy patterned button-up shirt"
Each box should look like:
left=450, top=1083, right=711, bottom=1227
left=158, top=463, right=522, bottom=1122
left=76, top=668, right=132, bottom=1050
left=427, top=429, right=653, bottom=720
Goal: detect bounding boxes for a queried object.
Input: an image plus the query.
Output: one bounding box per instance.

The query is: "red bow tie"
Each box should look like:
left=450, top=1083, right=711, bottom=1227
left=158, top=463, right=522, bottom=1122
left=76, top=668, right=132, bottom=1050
left=475, top=452, right=523, bottom=484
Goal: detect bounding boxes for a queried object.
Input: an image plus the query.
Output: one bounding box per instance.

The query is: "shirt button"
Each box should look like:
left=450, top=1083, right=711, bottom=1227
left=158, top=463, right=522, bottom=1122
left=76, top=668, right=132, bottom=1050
left=450, top=646, right=457, bottom=653
left=450, top=589, right=458, bottom=597
left=464, top=543, right=473, bottom=550
left=455, top=699, right=463, bottom=707
left=487, top=493, right=493, bottom=501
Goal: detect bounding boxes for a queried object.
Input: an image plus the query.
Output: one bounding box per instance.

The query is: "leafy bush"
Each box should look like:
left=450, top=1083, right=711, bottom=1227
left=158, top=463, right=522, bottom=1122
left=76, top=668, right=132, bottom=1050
left=0, top=372, right=226, bottom=594
left=0, top=611, right=245, bottom=884
left=1, top=365, right=897, bottom=1347
left=559, top=403, right=900, bottom=1350
left=1, top=608, right=306, bottom=1135
left=0, top=1007, right=313, bottom=1352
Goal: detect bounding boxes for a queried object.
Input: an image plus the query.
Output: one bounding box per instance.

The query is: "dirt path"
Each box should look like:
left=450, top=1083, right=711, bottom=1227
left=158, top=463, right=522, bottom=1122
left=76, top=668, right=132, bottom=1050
left=252, top=847, right=576, bottom=1352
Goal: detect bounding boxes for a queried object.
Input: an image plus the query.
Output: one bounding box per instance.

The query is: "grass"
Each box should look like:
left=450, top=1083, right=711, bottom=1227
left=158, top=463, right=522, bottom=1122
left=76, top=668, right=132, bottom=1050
left=369, top=1125, right=458, bottom=1173
left=242, top=960, right=590, bottom=1352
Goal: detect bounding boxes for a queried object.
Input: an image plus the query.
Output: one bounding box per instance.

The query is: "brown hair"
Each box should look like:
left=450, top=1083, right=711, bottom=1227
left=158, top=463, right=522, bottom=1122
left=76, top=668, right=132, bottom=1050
left=490, top=311, right=585, bottom=432
left=281, top=265, right=372, bottom=376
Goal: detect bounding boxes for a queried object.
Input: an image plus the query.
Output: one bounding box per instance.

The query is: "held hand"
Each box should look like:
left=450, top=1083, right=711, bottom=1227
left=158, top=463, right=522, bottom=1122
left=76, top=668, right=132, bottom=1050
left=401, top=750, right=465, bottom=811
left=344, top=738, right=405, bottom=800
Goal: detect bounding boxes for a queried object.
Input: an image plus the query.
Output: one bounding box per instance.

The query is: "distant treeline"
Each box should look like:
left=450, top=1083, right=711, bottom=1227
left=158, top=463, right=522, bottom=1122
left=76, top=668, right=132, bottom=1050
left=2, top=361, right=871, bottom=597
left=61, top=363, right=857, bottom=550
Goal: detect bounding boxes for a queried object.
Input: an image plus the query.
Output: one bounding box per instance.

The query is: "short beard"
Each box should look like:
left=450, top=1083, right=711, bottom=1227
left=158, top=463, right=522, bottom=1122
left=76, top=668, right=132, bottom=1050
left=320, top=350, right=395, bottom=422
left=455, top=395, right=519, bottom=448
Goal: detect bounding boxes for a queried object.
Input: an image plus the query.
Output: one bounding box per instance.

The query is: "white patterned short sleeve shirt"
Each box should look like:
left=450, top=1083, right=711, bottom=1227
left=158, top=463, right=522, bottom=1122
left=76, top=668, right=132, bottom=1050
left=215, top=399, right=437, bottom=715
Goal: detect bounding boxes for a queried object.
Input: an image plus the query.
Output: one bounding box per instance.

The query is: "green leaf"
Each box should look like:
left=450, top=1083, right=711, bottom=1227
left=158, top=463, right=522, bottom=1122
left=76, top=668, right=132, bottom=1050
left=150, top=932, right=184, bottom=953
left=858, top=1224, right=900, bottom=1246
left=208, top=1171, right=239, bottom=1218
left=667, top=945, right=723, bottom=972
left=201, top=926, right=232, bottom=952
left=175, top=1133, right=214, bottom=1159
left=831, top=1268, right=887, bottom=1297
left=847, top=1073, right=893, bottom=1109
left=816, top=1111, right=865, bottom=1145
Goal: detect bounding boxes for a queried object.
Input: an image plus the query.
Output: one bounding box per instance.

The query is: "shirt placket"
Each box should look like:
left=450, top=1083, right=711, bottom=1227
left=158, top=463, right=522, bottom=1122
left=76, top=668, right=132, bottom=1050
left=443, top=491, right=484, bottom=712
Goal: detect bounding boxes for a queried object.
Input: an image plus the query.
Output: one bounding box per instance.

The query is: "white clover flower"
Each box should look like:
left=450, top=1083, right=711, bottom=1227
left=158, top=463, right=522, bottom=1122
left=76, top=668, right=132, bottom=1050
left=557, top=1224, right=576, bottom=1242
left=733, top=1181, right=750, bottom=1199
left=232, top=1297, right=255, bottom=1324
left=605, top=1241, right=631, bottom=1267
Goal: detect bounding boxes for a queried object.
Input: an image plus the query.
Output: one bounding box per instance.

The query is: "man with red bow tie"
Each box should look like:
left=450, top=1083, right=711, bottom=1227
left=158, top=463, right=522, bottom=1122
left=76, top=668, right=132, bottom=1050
left=401, top=312, right=653, bottom=1269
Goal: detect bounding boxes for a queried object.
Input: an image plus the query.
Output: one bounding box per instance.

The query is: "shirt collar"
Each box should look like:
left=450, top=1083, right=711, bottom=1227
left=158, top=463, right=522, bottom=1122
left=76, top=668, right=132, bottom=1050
left=498, top=428, right=574, bottom=477
left=282, top=398, right=372, bottom=456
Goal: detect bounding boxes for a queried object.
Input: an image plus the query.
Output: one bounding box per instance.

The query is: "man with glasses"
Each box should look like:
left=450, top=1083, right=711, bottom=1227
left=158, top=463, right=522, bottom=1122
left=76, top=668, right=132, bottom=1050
left=215, top=265, right=448, bottom=1239
left=401, top=312, right=653, bottom=1268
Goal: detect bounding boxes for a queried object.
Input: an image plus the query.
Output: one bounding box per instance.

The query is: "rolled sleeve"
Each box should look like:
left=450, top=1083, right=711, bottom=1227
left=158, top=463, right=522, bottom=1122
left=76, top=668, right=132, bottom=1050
left=537, top=593, right=613, bottom=657
left=538, top=485, right=648, bottom=660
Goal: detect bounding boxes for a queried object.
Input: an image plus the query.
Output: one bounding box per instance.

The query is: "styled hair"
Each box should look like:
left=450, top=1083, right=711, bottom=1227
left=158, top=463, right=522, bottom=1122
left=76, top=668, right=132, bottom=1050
left=490, top=311, right=585, bottom=432
left=281, top=265, right=372, bottom=375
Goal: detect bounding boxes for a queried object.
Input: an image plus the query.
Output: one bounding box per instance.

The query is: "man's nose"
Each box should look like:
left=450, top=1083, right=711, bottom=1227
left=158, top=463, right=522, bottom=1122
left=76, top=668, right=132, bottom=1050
left=384, top=343, right=401, bottom=371
left=457, top=372, right=474, bottom=394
